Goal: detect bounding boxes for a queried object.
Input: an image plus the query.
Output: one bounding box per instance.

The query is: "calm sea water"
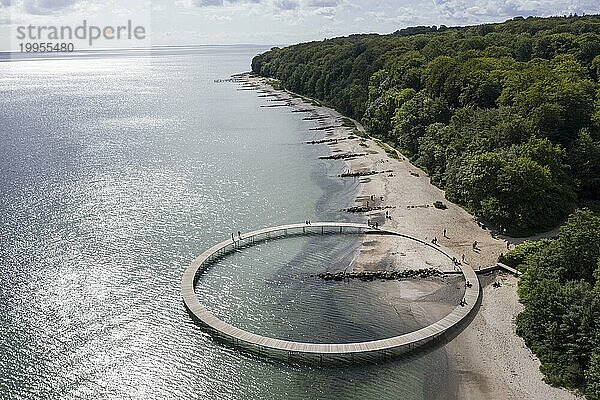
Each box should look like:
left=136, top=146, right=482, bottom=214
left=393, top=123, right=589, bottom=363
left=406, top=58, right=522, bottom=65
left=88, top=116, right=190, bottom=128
left=0, top=46, right=453, bottom=399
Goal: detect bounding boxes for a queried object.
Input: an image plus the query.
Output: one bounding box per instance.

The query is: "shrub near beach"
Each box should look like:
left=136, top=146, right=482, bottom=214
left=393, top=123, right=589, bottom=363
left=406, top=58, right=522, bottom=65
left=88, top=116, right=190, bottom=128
left=504, top=210, right=600, bottom=398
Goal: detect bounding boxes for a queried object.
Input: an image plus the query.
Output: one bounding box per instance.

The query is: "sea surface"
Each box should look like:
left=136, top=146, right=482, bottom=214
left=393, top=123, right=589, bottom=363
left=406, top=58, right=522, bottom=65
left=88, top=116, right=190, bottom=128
left=0, top=46, right=453, bottom=399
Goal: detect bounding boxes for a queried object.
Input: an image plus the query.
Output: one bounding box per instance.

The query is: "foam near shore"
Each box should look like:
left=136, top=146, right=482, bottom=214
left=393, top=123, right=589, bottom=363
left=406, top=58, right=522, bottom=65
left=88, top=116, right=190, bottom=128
left=239, top=74, right=579, bottom=400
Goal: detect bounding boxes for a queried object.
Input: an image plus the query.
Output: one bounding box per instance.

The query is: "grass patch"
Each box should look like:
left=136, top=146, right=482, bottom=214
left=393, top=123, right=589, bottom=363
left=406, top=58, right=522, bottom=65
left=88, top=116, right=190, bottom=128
left=341, top=117, right=355, bottom=128
left=374, top=140, right=387, bottom=150
left=265, top=79, right=282, bottom=90
left=385, top=148, right=401, bottom=160
left=374, top=140, right=401, bottom=160
left=354, top=129, right=369, bottom=138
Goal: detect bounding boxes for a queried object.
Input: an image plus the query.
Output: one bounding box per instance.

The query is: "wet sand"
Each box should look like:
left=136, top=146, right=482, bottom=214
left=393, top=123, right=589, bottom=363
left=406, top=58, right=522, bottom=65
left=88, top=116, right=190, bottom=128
left=241, top=75, right=579, bottom=399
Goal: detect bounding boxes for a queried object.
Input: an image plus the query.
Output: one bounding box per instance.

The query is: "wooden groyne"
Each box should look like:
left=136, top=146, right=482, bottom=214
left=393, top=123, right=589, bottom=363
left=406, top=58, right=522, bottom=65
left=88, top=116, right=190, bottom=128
left=318, top=153, right=367, bottom=160
left=309, top=125, right=340, bottom=131
left=447, top=262, right=523, bottom=276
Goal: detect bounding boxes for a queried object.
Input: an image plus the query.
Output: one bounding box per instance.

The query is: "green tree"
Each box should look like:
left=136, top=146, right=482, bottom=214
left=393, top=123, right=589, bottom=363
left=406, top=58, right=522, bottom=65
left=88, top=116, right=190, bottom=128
left=363, top=88, right=415, bottom=139
left=586, top=347, right=600, bottom=400
left=252, top=15, right=600, bottom=236
left=391, top=91, right=449, bottom=156
left=570, top=129, right=600, bottom=199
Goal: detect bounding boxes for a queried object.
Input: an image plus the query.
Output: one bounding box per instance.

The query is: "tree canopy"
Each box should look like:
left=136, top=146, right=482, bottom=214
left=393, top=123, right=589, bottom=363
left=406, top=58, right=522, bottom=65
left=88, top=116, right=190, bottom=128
left=502, top=210, right=600, bottom=398
left=252, top=15, right=600, bottom=236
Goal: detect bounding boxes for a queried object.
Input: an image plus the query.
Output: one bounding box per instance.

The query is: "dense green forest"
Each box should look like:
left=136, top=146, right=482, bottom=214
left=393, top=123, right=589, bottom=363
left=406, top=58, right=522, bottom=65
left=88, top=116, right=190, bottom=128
left=252, top=15, right=600, bottom=236
left=501, top=209, right=600, bottom=398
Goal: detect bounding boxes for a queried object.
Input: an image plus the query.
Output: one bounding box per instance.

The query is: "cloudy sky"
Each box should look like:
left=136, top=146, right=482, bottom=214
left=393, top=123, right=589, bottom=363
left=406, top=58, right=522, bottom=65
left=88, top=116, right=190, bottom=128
left=1, top=0, right=599, bottom=50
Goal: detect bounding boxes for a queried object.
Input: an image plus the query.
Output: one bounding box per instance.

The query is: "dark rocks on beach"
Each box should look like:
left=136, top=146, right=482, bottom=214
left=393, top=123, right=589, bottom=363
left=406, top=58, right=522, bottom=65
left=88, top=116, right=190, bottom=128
left=339, top=169, right=393, bottom=178
left=306, top=137, right=350, bottom=145
left=319, top=153, right=367, bottom=160
left=318, top=268, right=444, bottom=282
left=291, top=109, right=314, bottom=113
left=341, top=205, right=395, bottom=213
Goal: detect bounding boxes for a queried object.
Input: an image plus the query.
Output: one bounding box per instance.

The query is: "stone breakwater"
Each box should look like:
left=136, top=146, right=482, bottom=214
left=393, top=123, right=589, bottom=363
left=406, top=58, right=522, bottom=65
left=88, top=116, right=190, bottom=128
left=318, top=153, right=367, bottom=160
left=338, top=169, right=393, bottom=178
left=317, top=268, right=444, bottom=282
left=341, top=205, right=395, bottom=213
left=306, top=137, right=353, bottom=144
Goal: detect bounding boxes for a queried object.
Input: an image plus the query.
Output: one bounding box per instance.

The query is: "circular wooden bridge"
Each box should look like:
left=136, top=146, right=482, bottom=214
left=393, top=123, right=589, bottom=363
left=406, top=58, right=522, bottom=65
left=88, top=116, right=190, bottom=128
left=181, top=222, right=479, bottom=363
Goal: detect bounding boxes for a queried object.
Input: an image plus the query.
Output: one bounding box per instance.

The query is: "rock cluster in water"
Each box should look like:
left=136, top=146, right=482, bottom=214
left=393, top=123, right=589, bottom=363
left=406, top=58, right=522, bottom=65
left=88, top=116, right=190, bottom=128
left=306, top=137, right=350, bottom=144
left=341, top=205, right=395, bottom=213
left=317, top=268, right=444, bottom=281
left=339, top=169, right=393, bottom=178
left=319, top=153, right=367, bottom=160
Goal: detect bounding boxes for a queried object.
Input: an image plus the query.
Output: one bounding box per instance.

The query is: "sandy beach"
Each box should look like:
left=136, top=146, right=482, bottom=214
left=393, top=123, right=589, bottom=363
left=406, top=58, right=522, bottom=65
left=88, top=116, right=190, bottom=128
left=242, top=74, right=580, bottom=399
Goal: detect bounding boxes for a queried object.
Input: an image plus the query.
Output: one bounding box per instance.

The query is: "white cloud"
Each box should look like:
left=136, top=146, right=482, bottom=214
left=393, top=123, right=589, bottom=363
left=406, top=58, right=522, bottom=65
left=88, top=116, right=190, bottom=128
left=192, top=0, right=262, bottom=7
left=206, top=13, right=232, bottom=20
left=178, top=0, right=344, bottom=12
left=23, top=0, right=77, bottom=15
left=433, top=0, right=600, bottom=23
left=274, top=0, right=298, bottom=10
left=1, top=0, right=600, bottom=49
left=314, top=6, right=336, bottom=19
left=195, top=0, right=224, bottom=6
left=306, top=0, right=341, bottom=7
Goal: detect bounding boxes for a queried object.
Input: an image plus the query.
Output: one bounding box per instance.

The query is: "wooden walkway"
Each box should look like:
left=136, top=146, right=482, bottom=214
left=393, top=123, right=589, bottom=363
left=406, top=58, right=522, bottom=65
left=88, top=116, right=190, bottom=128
left=476, top=262, right=522, bottom=276
left=181, top=222, right=480, bottom=362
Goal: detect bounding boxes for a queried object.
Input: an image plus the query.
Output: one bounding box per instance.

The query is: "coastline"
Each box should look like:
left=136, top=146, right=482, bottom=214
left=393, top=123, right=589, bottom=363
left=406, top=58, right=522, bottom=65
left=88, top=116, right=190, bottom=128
left=240, top=74, right=579, bottom=399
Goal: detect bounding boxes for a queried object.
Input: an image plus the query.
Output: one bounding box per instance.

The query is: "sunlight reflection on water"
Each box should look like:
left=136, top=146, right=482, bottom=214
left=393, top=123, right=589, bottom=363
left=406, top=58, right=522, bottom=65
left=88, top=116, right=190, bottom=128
left=0, top=47, right=451, bottom=400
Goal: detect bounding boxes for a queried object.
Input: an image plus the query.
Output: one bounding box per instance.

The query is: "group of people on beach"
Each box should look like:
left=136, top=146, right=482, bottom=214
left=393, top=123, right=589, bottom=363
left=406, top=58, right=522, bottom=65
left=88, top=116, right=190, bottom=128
left=431, top=227, right=450, bottom=246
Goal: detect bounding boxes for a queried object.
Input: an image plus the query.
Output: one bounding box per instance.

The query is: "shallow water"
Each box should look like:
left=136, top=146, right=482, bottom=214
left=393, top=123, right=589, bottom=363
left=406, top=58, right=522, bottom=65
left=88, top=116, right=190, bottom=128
left=0, top=46, right=454, bottom=399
